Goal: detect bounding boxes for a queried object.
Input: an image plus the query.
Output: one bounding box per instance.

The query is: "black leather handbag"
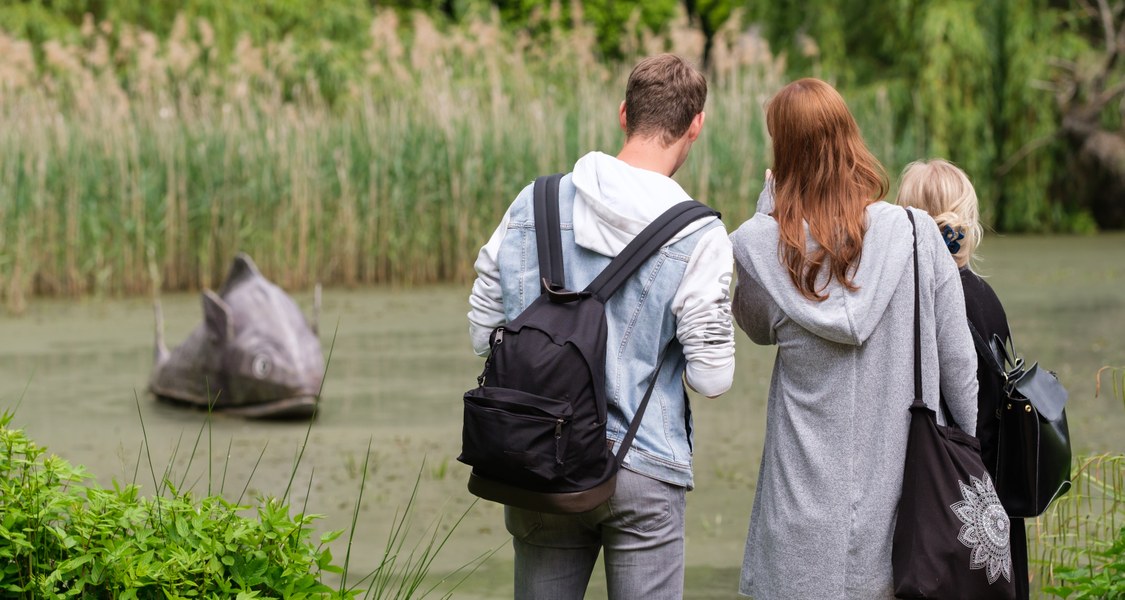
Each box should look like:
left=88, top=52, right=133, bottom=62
left=892, top=210, right=1017, bottom=599
left=969, top=325, right=1072, bottom=518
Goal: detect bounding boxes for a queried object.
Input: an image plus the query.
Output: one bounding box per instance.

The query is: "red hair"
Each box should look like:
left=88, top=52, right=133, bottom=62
left=766, top=78, right=889, bottom=301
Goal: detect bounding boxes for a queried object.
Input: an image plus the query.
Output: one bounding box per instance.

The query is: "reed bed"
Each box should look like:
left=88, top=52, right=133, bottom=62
left=0, top=8, right=911, bottom=313
left=1030, top=369, right=1125, bottom=596
left=1031, top=453, right=1125, bottom=597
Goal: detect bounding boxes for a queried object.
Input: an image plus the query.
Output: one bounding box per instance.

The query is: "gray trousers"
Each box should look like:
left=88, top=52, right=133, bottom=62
left=504, top=468, right=688, bottom=600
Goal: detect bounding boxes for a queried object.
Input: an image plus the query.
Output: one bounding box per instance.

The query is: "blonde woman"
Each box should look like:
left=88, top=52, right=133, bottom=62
left=896, top=159, right=1028, bottom=599
left=729, top=79, right=980, bottom=598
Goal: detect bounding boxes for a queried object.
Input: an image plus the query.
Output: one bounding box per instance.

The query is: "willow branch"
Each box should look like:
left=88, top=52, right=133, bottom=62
left=996, top=134, right=1060, bottom=177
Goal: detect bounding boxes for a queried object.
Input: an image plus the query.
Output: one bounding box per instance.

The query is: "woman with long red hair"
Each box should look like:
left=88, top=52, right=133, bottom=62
left=730, top=79, right=983, bottom=598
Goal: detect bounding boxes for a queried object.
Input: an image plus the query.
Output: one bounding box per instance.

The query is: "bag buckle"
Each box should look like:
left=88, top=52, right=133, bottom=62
left=543, top=278, right=590, bottom=304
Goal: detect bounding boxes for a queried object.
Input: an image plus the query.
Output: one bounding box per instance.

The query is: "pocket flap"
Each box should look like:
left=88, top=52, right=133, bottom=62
left=1011, top=362, right=1068, bottom=421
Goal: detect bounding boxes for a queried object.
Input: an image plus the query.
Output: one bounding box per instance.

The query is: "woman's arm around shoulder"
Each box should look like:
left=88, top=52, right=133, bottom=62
left=731, top=260, right=776, bottom=346
left=729, top=216, right=779, bottom=346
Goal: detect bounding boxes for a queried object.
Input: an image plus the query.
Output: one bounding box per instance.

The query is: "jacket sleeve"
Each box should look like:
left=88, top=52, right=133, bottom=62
left=927, top=221, right=979, bottom=435
left=672, top=224, right=736, bottom=398
left=467, top=211, right=511, bottom=357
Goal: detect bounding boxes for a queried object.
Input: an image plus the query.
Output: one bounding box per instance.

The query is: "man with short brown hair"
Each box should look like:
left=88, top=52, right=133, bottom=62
left=468, top=53, right=735, bottom=599
left=622, top=54, right=708, bottom=146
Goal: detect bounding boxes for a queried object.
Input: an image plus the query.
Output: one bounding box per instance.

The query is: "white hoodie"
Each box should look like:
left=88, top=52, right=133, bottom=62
left=468, top=151, right=736, bottom=397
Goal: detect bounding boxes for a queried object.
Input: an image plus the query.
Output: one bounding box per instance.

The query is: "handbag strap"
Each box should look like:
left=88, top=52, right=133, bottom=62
left=967, top=320, right=1003, bottom=374
left=907, top=209, right=960, bottom=428
left=967, top=319, right=1027, bottom=389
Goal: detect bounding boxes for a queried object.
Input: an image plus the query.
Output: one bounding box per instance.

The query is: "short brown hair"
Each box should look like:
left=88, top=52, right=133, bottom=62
left=624, top=54, right=707, bottom=146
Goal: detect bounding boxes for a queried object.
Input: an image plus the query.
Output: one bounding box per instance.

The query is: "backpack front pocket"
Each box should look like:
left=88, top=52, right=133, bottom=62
left=459, top=387, right=573, bottom=485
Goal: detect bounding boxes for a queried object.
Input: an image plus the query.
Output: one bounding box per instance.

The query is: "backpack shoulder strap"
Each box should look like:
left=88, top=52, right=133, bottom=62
left=532, top=173, right=566, bottom=291
left=586, top=201, right=720, bottom=302
left=967, top=319, right=1006, bottom=376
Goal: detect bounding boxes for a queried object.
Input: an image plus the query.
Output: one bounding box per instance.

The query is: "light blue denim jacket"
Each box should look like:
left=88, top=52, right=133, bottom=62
left=492, top=174, right=721, bottom=489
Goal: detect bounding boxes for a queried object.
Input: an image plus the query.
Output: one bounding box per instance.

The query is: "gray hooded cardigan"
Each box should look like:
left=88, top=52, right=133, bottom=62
left=730, top=202, right=979, bottom=599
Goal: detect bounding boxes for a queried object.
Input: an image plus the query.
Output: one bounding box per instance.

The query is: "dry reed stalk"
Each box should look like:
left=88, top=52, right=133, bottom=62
left=65, top=185, right=80, bottom=296
left=0, top=7, right=802, bottom=311
left=6, top=225, right=27, bottom=314
left=1030, top=453, right=1125, bottom=592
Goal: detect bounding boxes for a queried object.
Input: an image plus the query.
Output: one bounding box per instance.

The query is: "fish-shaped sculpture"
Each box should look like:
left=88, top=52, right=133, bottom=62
left=149, top=253, right=325, bottom=419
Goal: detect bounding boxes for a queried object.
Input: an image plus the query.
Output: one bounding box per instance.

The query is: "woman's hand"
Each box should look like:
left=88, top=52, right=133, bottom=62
left=756, top=169, right=775, bottom=215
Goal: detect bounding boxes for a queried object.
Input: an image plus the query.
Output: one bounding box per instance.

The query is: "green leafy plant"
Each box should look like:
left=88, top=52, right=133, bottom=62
left=0, top=409, right=351, bottom=598
left=0, top=404, right=489, bottom=599
left=1047, top=526, right=1125, bottom=599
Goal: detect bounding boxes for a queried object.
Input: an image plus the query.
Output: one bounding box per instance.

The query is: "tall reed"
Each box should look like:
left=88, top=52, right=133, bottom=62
left=0, top=7, right=899, bottom=312
left=1031, top=454, right=1125, bottom=597
left=1031, top=369, right=1125, bottom=596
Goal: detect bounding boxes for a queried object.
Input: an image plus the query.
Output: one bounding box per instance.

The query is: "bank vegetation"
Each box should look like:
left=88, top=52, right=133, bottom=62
left=0, top=1, right=1122, bottom=312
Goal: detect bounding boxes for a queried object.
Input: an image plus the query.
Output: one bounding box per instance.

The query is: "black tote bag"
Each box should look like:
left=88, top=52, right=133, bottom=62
left=892, top=210, right=1017, bottom=599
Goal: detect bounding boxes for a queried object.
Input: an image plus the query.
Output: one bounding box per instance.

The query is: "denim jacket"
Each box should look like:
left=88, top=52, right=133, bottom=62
left=487, top=174, right=723, bottom=489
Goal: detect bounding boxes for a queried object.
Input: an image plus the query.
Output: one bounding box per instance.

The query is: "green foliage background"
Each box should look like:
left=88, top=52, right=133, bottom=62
left=0, top=0, right=1112, bottom=227
left=0, top=0, right=1120, bottom=307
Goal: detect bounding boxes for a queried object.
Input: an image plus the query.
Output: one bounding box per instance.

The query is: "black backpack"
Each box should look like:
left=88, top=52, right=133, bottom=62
left=458, top=173, right=719, bottom=514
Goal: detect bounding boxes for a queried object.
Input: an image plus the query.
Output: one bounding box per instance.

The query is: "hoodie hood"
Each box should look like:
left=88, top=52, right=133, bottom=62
left=730, top=202, right=917, bottom=346
left=572, top=151, right=715, bottom=257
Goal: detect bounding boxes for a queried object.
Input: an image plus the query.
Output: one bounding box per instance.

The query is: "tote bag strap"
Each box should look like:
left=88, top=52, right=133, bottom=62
left=907, top=210, right=923, bottom=408
left=906, top=209, right=961, bottom=428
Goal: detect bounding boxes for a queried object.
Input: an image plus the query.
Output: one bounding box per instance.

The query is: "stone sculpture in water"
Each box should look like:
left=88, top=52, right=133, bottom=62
left=149, top=253, right=325, bottom=419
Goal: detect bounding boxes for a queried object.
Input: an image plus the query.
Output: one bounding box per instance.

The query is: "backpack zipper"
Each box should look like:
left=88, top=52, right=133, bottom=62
left=477, top=328, right=505, bottom=386
left=555, top=418, right=565, bottom=464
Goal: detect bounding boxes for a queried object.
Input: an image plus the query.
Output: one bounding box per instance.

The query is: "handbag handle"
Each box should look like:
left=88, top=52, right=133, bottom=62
left=967, top=321, right=1027, bottom=387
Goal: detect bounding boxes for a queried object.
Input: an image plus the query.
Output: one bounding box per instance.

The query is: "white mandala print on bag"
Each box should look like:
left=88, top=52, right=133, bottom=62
left=950, top=474, right=1013, bottom=584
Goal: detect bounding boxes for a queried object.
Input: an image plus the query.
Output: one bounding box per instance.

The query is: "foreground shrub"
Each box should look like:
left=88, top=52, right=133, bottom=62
left=0, top=413, right=351, bottom=598
left=0, top=408, right=486, bottom=600
left=1050, top=525, right=1125, bottom=599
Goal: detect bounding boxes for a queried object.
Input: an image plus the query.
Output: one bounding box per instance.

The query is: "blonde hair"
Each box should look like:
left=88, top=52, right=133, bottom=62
left=767, top=78, right=889, bottom=302
left=895, top=159, right=982, bottom=269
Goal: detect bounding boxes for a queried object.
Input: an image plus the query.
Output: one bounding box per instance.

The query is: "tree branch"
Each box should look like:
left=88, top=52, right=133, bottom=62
left=1089, top=79, right=1125, bottom=113
left=996, top=134, right=1060, bottom=177
left=1047, top=57, right=1079, bottom=74
left=1094, top=0, right=1120, bottom=91
left=1098, top=0, right=1116, bottom=54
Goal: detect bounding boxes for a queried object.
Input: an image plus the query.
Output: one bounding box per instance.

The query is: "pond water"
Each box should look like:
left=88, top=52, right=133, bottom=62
left=1, top=233, right=1123, bottom=598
